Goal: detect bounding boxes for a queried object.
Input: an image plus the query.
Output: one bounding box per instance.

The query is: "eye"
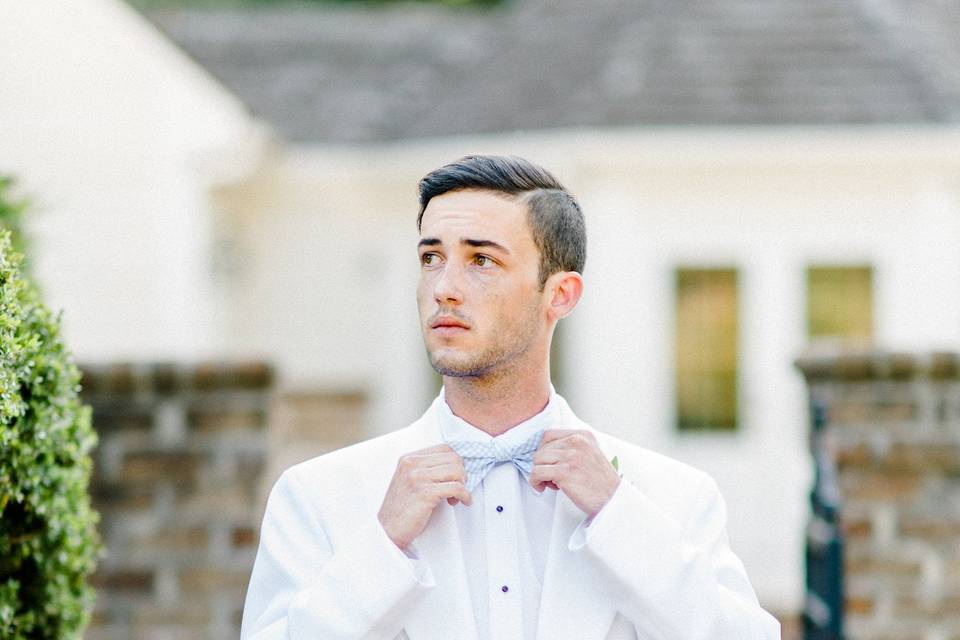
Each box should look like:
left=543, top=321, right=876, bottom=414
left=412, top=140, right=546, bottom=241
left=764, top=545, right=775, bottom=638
left=472, top=255, right=493, bottom=267
left=420, top=252, right=439, bottom=266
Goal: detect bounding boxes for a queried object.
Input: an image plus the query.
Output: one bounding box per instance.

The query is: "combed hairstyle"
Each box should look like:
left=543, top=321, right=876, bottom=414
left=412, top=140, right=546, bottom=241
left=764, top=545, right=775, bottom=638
left=417, top=155, right=586, bottom=288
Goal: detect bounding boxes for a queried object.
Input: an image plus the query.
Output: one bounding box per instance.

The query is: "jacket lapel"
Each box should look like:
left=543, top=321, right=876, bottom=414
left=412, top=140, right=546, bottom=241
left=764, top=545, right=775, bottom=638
left=535, top=398, right=619, bottom=640
left=398, top=403, right=481, bottom=640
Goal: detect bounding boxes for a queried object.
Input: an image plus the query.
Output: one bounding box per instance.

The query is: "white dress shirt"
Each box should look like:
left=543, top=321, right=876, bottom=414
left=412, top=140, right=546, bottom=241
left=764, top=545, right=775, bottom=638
left=436, top=387, right=561, bottom=640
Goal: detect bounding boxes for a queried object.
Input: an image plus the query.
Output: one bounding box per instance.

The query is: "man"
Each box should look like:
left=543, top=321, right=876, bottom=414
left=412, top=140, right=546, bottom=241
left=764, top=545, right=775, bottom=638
left=240, top=155, right=780, bottom=639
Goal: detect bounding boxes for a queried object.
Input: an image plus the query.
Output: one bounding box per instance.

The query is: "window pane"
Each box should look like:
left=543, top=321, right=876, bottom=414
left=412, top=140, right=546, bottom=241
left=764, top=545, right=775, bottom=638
left=807, top=266, right=873, bottom=342
left=675, top=268, right=738, bottom=431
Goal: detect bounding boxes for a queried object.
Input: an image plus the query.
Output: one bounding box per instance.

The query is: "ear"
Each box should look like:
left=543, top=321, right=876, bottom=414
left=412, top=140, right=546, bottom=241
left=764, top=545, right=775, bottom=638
left=545, top=271, right=583, bottom=321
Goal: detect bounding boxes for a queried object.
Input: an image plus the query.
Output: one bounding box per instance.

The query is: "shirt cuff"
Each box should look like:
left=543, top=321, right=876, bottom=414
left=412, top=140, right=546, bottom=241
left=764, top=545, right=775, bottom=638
left=374, top=517, right=435, bottom=587
left=567, top=478, right=628, bottom=551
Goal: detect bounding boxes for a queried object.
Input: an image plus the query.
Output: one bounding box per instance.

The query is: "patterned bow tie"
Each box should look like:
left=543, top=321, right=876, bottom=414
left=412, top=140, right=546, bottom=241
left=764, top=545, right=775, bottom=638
left=446, top=429, right=545, bottom=492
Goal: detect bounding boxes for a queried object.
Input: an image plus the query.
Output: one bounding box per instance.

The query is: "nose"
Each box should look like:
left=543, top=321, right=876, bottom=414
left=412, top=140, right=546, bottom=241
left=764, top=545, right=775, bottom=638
left=433, top=262, right=464, bottom=305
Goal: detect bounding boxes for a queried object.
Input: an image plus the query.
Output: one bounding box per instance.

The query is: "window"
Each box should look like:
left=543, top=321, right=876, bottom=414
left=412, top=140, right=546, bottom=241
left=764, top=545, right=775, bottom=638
left=675, top=268, right=738, bottom=432
left=806, top=266, right=873, bottom=343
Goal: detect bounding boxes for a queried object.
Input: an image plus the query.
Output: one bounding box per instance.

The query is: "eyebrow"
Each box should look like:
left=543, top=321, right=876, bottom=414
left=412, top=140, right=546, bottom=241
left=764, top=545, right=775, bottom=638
left=417, top=237, right=511, bottom=254
left=464, top=239, right=510, bottom=254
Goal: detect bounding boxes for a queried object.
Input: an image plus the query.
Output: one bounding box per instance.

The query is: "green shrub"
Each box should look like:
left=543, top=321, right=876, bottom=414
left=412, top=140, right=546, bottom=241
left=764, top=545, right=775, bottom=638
left=0, top=182, right=100, bottom=638
left=0, top=177, right=27, bottom=270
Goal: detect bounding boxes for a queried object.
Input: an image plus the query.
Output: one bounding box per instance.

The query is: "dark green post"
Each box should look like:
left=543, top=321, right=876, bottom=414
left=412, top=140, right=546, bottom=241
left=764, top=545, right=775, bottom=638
left=803, top=392, right=844, bottom=640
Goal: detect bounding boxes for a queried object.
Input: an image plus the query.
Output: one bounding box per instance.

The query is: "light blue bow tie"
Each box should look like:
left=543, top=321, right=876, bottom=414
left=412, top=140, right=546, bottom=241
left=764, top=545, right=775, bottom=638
left=447, top=429, right=545, bottom=492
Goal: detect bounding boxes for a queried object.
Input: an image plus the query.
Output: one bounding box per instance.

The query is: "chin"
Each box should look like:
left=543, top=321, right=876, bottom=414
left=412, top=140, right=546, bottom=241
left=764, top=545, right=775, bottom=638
left=428, top=351, right=484, bottom=378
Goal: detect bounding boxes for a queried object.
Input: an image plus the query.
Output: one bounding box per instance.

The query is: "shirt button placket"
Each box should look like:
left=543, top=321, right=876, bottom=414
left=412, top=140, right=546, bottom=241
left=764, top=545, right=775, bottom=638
left=485, top=464, right=522, bottom=639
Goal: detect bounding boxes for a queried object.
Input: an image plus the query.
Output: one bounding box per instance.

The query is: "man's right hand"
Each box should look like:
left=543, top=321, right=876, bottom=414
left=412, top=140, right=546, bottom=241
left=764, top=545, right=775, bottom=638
left=377, top=444, right=472, bottom=551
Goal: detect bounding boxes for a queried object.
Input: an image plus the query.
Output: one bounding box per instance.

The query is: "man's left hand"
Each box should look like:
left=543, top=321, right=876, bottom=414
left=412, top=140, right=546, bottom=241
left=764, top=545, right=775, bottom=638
left=529, top=429, right=621, bottom=518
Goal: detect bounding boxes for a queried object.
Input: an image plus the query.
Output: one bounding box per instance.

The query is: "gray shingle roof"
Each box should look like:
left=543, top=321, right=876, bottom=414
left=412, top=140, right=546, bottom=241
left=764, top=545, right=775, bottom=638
left=143, top=0, right=960, bottom=143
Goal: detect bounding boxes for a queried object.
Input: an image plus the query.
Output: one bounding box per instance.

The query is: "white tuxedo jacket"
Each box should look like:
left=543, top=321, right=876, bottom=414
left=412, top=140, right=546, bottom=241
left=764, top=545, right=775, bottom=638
left=241, top=396, right=781, bottom=640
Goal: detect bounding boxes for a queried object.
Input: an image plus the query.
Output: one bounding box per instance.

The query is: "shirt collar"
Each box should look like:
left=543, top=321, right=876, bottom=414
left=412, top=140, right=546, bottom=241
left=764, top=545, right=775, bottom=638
left=437, top=385, right=559, bottom=446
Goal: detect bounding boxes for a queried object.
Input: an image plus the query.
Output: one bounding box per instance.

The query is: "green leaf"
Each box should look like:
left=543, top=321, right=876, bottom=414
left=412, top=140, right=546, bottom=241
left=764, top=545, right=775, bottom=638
left=0, top=180, right=100, bottom=639
left=610, top=455, right=619, bottom=472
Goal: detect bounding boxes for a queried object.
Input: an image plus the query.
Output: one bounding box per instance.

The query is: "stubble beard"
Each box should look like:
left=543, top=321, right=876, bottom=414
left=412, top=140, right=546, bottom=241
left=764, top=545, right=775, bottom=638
left=428, top=341, right=526, bottom=379
left=426, top=310, right=540, bottom=381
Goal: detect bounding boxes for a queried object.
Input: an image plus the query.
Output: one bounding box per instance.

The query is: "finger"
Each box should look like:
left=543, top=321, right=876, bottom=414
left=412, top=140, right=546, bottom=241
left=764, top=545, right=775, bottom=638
left=414, top=462, right=466, bottom=484
left=529, top=463, right=566, bottom=491
left=412, top=451, right=465, bottom=469
left=412, top=443, right=456, bottom=455
left=530, top=478, right=560, bottom=492
left=540, top=429, right=586, bottom=445
left=433, top=481, right=472, bottom=507
left=396, top=446, right=457, bottom=473
left=532, top=448, right=569, bottom=465
left=541, top=430, right=598, bottom=454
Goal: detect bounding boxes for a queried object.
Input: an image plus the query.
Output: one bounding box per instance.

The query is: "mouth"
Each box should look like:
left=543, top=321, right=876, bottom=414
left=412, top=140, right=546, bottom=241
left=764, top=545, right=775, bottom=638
left=429, top=316, right=470, bottom=334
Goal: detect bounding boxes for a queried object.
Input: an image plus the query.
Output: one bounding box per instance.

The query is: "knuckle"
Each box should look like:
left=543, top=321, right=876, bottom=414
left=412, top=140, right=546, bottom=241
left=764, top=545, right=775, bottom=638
left=401, top=475, right=418, bottom=495
left=415, top=481, right=433, bottom=499
left=572, top=433, right=594, bottom=450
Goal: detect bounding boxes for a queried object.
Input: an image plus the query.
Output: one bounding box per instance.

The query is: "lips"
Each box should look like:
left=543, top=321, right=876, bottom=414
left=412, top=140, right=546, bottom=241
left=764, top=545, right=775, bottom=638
left=430, top=316, right=470, bottom=331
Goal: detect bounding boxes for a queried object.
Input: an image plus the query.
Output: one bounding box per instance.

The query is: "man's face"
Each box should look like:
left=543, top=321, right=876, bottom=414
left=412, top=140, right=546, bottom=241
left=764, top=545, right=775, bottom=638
left=417, top=189, right=547, bottom=379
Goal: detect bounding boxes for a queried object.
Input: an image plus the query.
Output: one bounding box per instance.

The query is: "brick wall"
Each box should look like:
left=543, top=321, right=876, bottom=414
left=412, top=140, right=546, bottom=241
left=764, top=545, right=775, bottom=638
left=263, top=388, right=369, bottom=508
left=797, top=351, right=960, bottom=640
left=81, top=362, right=274, bottom=640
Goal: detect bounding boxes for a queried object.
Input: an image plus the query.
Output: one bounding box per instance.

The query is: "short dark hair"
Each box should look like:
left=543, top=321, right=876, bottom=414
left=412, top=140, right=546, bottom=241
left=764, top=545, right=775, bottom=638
left=417, top=155, right=586, bottom=288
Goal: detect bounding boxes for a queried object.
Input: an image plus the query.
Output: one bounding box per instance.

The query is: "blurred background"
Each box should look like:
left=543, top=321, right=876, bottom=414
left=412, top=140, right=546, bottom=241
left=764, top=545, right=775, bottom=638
left=4, top=0, right=960, bottom=638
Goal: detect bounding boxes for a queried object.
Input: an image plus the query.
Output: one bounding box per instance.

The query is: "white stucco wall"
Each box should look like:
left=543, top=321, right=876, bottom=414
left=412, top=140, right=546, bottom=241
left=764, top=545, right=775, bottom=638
left=0, top=0, right=266, bottom=363
left=217, top=127, right=960, bottom=614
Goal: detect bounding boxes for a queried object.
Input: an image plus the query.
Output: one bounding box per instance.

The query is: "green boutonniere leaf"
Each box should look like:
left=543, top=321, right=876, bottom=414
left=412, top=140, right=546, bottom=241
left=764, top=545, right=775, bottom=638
left=610, top=455, right=619, bottom=472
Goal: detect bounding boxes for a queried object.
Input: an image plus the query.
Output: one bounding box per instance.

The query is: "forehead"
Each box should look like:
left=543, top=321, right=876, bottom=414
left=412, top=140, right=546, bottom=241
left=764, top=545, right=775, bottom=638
left=420, top=189, right=532, bottom=244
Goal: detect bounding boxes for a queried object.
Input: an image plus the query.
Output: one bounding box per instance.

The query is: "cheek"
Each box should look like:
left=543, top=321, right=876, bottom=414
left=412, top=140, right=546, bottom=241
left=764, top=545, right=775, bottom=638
left=416, top=280, right=431, bottom=312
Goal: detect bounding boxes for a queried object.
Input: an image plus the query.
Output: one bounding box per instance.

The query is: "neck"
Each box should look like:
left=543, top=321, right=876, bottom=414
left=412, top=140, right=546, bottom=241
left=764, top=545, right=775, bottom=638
left=443, top=369, right=552, bottom=437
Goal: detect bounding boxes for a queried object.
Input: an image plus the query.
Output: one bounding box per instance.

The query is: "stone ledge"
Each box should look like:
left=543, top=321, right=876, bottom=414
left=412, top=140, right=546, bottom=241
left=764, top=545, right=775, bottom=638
left=795, top=350, right=960, bottom=381
left=78, top=361, right=275, bottom=394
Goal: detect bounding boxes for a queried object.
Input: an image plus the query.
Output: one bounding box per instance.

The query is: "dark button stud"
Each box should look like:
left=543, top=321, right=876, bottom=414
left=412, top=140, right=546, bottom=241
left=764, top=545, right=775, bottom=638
left=496, top=505, right=504, bottom=513
left=501, top=585, right=509, bottom=593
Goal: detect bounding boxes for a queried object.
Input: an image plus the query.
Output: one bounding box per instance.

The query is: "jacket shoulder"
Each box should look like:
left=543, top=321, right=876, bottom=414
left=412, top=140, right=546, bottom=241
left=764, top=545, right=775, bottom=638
left=598, top=431, right=714, bottom=486
left=593, top=430, right=719, bottom=525
left=559, top=396, right=715, bottom=497
left=281, top=419, right=429, bottom=493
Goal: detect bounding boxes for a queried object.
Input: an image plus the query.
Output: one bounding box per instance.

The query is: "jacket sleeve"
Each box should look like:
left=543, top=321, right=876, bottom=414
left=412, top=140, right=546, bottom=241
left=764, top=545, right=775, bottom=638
left=240, top=469, right=435, bottom=640
left=568, top=476, right=781, bottom=640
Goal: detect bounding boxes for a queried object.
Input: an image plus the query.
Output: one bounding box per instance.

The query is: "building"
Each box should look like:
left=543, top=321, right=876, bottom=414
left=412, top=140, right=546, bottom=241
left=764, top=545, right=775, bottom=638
left=148, top=0, right=960, bottom=618
left=6, top=0, right=960, bottom=633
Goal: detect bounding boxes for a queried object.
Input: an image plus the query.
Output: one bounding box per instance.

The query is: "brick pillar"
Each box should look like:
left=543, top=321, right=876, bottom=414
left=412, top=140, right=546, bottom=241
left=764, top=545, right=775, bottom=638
left=81, top=361, right=274, bottom=640
left=262, top=389, right=369, bottom=509
left=796, top=351, right=960, bottom=640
